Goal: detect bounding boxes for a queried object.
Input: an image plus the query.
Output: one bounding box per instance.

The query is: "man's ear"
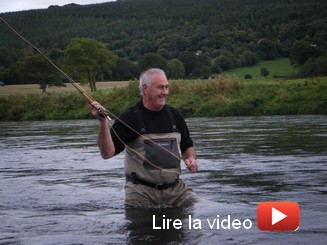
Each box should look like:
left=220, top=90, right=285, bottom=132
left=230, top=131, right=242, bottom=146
left=142, top=84, right=148, bottom=94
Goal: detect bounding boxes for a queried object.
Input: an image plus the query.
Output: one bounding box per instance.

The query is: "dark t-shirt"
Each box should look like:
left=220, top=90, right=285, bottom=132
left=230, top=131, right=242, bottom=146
left=110, top=100, right=193, bottom=155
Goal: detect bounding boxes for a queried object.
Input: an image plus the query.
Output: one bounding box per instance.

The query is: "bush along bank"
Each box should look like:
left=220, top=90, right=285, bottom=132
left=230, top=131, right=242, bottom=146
left=0, top=76, right=326, bottom=121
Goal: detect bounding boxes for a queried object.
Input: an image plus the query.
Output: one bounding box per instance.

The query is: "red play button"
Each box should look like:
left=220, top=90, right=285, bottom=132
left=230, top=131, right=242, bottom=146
left=257, top=201, right=300, bottom=231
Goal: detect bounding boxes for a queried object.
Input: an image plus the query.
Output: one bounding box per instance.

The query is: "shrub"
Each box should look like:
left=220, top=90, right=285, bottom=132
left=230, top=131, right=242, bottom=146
left=244, top=74, right=253, bottom=79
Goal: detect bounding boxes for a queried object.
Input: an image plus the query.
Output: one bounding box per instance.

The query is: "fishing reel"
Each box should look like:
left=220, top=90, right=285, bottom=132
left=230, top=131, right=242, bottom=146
left=96, top=107, right=112, bottom=122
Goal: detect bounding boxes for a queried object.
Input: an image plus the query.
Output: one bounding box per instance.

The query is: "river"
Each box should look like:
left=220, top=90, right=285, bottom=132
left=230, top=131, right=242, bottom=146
left=0, top=115, right=326, bottom=244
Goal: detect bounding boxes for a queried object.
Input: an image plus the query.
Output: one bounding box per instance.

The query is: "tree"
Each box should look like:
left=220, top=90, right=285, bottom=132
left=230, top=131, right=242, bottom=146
left=213, top=51, right=238, bottom=71
left=15, top=55, right=64, bottom=93
left=138, top=53, right=168, bottom=74
left=178, top=51, right=198, bottom=77
left=63, top=38, right=117, bottom=91
left=168, top=59, right=185, bottom=79
left=195, top=65, right=211, bottom=79
left=289, top=40, right=322, bottom=67
left=158, top=34, right=190, bottom=54
left=0, top=46, right=17, bottom=68
left=239, top=50, right=258, bottom=66
left=113, top=58, right=138, bottom=81
left=260, top=67, right=270, bottom=78
left=256, top=39, right=279, bottom=60
left=299, top=56, right=327, bottom=77
left=157, top=48, right=171, bottom=60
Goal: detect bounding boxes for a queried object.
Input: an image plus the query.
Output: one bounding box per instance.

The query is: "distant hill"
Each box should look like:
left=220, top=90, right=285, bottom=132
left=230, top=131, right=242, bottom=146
left=0, top=0, right=326, bottom=82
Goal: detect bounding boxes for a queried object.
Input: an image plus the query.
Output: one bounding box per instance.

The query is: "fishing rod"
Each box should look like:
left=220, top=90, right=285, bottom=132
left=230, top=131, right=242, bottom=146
left=0, top=16, right=184, bottom=173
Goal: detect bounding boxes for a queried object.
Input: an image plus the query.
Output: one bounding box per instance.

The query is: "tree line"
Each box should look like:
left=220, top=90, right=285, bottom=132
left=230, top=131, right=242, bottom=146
left=0, top=0, right=326, bottom=89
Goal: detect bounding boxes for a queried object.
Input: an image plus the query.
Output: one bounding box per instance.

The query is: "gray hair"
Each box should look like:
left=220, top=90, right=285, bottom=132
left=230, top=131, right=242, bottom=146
left=139, top=68, right=167, bottom=96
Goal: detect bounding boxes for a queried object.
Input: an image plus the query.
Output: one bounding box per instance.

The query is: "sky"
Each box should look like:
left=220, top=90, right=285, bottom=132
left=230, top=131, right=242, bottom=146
left=1, top=0, right=115, bottom=14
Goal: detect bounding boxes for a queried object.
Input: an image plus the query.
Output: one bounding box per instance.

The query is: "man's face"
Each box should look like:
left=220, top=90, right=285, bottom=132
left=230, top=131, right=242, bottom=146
left=143, top=73, right=169, bottom=111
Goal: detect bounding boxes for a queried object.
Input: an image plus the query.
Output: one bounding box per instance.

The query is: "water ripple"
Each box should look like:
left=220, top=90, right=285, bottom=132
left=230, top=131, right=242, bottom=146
left=1, top=116, right=326, bottom=244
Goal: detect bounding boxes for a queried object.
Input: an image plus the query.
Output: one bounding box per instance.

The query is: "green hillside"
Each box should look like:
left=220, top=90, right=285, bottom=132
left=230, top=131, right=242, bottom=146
left=0, top=0, right=326, bottom=84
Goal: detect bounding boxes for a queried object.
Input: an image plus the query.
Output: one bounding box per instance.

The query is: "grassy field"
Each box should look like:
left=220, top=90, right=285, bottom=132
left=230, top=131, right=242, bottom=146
left=0, top=81, right=129, bottom=98
left=0, top=58, right=296, bottom=98
left=223, top=58, right=298, bottom=80
left=1, top=58, right=326, bottom=120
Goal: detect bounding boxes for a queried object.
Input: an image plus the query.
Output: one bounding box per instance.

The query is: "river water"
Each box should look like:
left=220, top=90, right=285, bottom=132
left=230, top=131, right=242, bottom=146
left=0, top=115, right=326, bottom=244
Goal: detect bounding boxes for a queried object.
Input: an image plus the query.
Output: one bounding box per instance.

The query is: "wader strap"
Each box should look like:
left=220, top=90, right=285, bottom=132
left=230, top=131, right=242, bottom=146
left=133, top=104, right=179, bottom=134
left=166, top=105, right=178, bottom=132
left=133, top=106, right=146, bottom=134
left=126, top=173, right=179, bottom=190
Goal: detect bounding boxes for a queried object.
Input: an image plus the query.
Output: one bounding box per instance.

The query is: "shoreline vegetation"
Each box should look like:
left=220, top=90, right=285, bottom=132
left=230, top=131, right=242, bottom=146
left=0, top=75, right=326, bottom=121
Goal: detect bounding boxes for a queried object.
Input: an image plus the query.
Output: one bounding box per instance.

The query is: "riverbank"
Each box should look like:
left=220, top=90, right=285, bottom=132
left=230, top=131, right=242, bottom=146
left=0, top=76, right=326, bottom=121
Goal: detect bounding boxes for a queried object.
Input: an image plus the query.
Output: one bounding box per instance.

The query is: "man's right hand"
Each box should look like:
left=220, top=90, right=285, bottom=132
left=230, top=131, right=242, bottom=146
left=90, top=101, right=106, bottom=121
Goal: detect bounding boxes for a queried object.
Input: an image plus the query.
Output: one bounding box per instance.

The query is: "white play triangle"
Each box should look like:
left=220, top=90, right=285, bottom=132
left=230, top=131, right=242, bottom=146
left=272, top=207, right=287, bottom=225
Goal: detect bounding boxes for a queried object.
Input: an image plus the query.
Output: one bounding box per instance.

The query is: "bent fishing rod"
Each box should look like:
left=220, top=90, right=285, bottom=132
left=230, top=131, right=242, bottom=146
left=1, top=16, right=184, bottom=173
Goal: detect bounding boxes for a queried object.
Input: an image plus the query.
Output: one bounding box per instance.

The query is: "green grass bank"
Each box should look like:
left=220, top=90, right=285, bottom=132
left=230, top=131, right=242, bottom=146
left=223, top=58, right=299, bottom=80
left=0, top=76, right=326, bottom=121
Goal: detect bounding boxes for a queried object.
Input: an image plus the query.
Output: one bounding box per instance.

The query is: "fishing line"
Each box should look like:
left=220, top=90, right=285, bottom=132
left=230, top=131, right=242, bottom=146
left=0, top=16, right=183, bottom=174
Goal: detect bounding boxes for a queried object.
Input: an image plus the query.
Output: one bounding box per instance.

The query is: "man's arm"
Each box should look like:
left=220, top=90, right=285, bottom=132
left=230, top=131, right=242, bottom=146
left=91, top=101, right=115, bottom=159
left=182, top=146, right=198, bottom=173
left=98, top=119, right=115, bottom=159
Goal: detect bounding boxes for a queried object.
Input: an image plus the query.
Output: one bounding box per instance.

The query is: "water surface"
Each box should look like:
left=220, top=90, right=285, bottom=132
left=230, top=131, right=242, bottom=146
left=0, top=115, right=326, bottom=244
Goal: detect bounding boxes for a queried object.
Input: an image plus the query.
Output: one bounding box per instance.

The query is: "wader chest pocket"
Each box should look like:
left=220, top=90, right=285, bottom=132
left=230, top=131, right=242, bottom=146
left=143, top=138, right=180, bottom=169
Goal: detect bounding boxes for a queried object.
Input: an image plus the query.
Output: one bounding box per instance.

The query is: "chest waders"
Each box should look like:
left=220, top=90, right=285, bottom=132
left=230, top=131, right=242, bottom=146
left=124, top=105, right=197, bottom=208
left=125, top=105, right=181, bottom=186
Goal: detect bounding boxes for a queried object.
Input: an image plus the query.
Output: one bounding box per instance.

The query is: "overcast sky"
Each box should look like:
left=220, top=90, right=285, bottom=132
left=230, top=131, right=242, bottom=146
left=1, top=0, right=115, bottom=14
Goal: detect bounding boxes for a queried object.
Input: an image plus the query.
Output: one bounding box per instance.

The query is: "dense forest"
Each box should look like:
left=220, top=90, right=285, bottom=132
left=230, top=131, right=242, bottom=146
left=0, top=0, right=326, bottom=85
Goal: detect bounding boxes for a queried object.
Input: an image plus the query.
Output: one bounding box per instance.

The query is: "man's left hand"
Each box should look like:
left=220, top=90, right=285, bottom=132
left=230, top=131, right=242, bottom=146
left=184, top=158, right=198, bottom=173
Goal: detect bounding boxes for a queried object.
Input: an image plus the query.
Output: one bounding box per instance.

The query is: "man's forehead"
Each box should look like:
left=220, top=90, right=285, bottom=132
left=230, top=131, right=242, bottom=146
left=151, top=74, right=168, bottom=85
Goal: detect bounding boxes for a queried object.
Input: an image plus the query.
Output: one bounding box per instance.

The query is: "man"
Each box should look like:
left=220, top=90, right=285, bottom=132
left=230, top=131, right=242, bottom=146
left=91, top=68, right=198, bottom=208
